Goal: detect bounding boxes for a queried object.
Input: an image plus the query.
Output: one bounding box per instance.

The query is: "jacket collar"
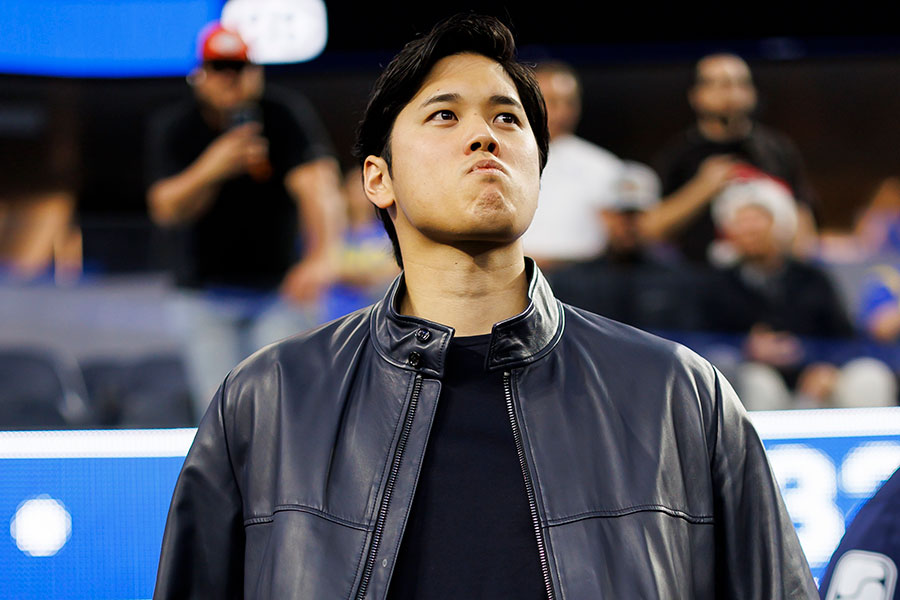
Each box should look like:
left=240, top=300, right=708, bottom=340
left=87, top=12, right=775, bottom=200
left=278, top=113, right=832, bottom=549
left=370, top=258, right=564, bottom=377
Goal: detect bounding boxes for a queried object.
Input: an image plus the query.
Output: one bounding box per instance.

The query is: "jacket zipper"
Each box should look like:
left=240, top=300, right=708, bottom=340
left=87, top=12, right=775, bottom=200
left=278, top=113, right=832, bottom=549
left=504, top=370, right=556, bottom=600
left=355, top=374, right=423, bottom=600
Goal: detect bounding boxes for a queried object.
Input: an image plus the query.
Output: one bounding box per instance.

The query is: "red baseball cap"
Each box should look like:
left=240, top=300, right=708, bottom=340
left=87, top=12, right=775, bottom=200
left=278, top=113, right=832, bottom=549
left=198, top=22, right=250, bottom=62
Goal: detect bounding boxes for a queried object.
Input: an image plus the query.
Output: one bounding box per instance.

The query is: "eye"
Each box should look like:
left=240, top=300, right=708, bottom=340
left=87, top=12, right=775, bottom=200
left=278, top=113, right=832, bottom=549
left=428, top=109, right=457, bottom=122
left=495, top=112, right=520, bottom=125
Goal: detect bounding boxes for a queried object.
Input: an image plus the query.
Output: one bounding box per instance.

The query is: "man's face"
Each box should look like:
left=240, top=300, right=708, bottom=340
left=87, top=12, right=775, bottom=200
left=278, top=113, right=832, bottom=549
left=192, top=61, right=264, bottom=115
left=536, top=70, right=580, bottom=140
left=689, top=55, right=756, bottom=123
left=726, top=204, right=779, bottom=260
left=372, top=53, right=541, bottom=254
left=602, top=209, right=643, bottom=254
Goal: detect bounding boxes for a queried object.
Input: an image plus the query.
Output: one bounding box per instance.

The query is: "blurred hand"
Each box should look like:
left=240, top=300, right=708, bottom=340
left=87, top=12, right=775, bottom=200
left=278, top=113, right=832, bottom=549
left=695, top=155, right=740, bottom=195
left=796, top=363, right=839, bottom=406
left=744, top=324, right=804, bottom=367
left=197, top=122, right=268, bottom=182
left=279, top=256, right=336, bottom=305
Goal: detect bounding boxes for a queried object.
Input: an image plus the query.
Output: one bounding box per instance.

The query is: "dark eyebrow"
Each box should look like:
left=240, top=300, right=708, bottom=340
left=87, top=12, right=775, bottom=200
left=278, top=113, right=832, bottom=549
left=419, top=93, right=523, bottom=110
left=420, top=93, right=461, bottom=108
left=489, top=94, right=523, bottom=110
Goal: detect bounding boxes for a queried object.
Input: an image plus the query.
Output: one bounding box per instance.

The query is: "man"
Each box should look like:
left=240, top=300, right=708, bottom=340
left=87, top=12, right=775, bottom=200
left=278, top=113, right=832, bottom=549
left=549, top=161, right=707, bottom=332
left=704, top=177, right=897, bottom=410
left=519, top=61, right=623, bottom=269
left=145, top=23, right=342, bottom=419
left=154, top=15, right=817, bottom=599
left=705, top=176, right=859, bottom=409
left=707, top=176, right=847, bottom=341
left=645, top=53, right=817, bottom=264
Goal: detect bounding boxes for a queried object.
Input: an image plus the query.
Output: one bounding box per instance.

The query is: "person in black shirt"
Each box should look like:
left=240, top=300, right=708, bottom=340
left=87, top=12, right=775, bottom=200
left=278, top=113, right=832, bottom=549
left=644, top=53, right=817, bottom=264
left=145, top=23, right=342, bottom=419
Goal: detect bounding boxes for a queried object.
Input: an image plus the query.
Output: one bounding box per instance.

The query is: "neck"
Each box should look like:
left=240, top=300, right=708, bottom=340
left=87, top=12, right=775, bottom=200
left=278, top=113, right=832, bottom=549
left=696, top=115, right=752, bottom=142
left=200, top=107, right=228, bottom=131
left=744, top=249, right=784, bottom=273
left=399, top=243, right=529, bottom=337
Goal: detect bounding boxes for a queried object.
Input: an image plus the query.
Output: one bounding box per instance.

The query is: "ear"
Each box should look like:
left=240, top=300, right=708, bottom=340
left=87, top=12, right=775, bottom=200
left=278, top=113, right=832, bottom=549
left=363, top=155, right=395, bottom=211
left=187, top=67, right=205, bottom=87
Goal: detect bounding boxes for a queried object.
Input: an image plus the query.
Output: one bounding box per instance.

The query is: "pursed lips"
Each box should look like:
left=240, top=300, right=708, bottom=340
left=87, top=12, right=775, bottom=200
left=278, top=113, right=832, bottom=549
left=467, top=159, right=506, bottom=175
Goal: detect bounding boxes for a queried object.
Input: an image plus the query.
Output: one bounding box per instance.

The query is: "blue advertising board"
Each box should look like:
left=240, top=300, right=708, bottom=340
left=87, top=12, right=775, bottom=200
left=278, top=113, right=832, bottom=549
left=0, top=0, right=329, bottom=78
left=753, top=407, right=900, bottom=579
left=2, top=408, right=900, bottom=598
left=0, top=430, right=193, bottom=599
left=0, top=0, right=223, bottom=77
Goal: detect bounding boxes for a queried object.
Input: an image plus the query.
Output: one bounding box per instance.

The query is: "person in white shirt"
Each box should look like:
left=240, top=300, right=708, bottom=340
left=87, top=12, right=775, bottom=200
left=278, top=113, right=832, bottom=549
left=520, top=61, right=624, bottom=268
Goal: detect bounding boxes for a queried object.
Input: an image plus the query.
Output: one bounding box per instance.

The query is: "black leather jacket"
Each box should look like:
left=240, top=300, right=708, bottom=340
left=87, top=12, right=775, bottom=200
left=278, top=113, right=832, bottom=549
left=154, top=261, right=817, bottom=599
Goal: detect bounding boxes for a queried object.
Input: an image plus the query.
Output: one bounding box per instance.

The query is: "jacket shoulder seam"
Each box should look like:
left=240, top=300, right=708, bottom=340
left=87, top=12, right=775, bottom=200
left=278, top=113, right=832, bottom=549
left=243, top=504, right=372, bottom=531
left=547, top=504, right=714, bottom=527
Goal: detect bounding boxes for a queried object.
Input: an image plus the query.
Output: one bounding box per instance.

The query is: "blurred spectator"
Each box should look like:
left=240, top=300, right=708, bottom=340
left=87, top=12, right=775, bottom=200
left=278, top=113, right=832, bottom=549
left=145, top=23, right=342, bottom=419
left=549, top=162, right=706, bottom=331
left=322, top=167, right=399, bottom=321
left=818, top=177, right=900, bottom=264
left=858, top=264, right=900, bottom=344
left=646, top=53, right=817, bottom=265
left=854, top=177, right=900, bottom=258
left=0, top=99, right=82, bottom=282
left=520, top=61, right=623, bottom=270
left=705, top=178, right=894, bottom=409
left=0, top=191, right=80, bottom=282
left=600, top=162, right=662, bottom=264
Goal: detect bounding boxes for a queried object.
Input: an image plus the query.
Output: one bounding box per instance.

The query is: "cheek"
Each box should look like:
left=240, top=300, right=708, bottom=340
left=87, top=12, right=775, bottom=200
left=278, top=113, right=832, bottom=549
left=520, top=149, right=543, bottom=196
left=518, top=163, right=542, bottom=223
left=391, top=132, right=443, bottom=181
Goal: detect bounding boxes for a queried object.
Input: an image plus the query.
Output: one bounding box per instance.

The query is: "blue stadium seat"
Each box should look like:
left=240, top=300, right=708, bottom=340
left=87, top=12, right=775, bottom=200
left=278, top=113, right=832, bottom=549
left=80, top=354, right=193, bottom=428
left=0, top=347, right=93, bottom=429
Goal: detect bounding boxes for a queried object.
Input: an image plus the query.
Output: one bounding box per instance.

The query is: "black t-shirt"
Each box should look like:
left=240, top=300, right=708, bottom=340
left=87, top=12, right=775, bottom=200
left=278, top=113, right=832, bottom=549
left=145, top=88, right=333, bottom=290
left=387, top=334, right=545, bottom=599
left=654, top=124, right=815, bottom=264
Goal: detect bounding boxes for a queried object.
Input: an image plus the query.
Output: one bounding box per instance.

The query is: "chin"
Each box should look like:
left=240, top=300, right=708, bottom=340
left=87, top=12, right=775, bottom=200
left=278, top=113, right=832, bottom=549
left=471, top=187, right=510, bottom=210
left=459, top=219, right=529, bottom=245
left=467, top=204, right=521, bottom=234
left=472, top=187, right=536, bottom=221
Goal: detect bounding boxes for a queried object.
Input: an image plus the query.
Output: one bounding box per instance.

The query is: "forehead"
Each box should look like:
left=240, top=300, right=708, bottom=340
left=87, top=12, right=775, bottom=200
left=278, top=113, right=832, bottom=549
left=536, top=71, right=577, bottom=97
left=734, top=202, right=774, bottom=220
left=697, top=56, right=752, bottom=83
left=409, top=53, right=520, bottom=105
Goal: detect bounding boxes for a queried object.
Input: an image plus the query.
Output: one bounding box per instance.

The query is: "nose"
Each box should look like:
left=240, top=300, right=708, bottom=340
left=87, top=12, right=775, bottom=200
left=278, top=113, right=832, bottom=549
left=469, top=138, right=498, bottom=154
left=466, top=123, right=500, bottom=156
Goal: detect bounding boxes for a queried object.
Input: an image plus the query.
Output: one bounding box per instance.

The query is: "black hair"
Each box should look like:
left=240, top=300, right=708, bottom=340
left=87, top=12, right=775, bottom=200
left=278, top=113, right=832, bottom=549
left=691, top=52, right=751, bottom=88
left=353, top=13, right=549, bottom=267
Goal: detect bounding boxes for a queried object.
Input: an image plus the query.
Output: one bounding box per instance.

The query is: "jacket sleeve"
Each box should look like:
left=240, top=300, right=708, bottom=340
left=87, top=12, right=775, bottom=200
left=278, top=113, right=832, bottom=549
left=153, top=383, right=245, bottom=599
left=709, top=367, right=819, bottom=599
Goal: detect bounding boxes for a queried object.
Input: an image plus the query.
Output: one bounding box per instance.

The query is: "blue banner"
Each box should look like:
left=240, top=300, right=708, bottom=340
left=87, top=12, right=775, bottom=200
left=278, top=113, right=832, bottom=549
left=0, top=1, right=223, bottom=77
left=2, top=408, right=900, bottom=597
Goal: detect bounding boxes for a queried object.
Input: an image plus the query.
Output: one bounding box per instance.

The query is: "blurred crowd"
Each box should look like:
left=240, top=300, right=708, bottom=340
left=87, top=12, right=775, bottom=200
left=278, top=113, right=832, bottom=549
left=3, top=24, right=900, bottom=429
